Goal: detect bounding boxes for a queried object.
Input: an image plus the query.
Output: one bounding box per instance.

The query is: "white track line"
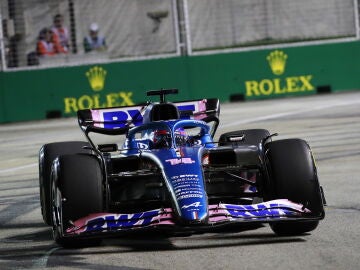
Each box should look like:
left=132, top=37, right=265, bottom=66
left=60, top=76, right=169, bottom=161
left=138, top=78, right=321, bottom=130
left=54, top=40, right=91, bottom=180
left=221, top=99, right=360, bottom=128
left=0, top=163, right=37, bottom=174
left=32, top=247, right=61, bottom=268
left=2, top=96, right=360, bottom=174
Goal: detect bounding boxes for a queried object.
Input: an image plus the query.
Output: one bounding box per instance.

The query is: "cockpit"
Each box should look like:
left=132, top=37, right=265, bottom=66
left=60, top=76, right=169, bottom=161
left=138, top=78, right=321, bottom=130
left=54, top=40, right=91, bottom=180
left=125, top=119, right=214, bottom=151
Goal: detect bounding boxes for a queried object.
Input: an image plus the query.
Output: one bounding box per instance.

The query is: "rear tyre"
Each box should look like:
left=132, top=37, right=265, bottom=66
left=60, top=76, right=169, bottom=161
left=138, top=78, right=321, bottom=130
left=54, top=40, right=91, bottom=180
left=265, top=139, right=324, bottom=236
left=219, top=129, right=270, bottom=146
left=52, top=154, right=103, bottom=247
left=39, top=141, right=91, bottom=225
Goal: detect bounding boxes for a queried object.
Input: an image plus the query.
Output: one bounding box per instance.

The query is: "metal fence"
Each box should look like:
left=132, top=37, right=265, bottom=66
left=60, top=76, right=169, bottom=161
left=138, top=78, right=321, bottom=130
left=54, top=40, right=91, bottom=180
left=0, top=0, right=359, bottom=70
left=0, top=0, right=181, bottom=70
left=185, top=0, right=359, bottom=55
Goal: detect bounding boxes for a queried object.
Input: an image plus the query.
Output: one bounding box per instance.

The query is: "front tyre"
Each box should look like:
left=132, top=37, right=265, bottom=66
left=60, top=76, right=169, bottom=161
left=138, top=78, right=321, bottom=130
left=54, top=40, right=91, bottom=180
left=52, top=154, right=103, bottom=247
left=39, top=141, right=90, bottom=225
left=265, top=139, right=324, bottom=236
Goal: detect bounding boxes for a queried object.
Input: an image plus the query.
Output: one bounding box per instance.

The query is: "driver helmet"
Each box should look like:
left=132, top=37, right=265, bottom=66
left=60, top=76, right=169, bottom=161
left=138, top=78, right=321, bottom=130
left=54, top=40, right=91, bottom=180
left=174, top=128, right=188, bottom=146
left=153, top=129, right=171, bottom=148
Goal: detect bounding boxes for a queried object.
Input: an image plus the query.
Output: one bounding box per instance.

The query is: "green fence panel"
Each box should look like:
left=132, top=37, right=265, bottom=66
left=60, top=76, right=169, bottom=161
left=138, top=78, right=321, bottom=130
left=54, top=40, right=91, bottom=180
left=1, top=41, right=360, bottom=123
left=1, top=57, right=188, bottom=122
left=187, top=41, right=360, bottom=101
left=0, top=72, right=5, bottom=122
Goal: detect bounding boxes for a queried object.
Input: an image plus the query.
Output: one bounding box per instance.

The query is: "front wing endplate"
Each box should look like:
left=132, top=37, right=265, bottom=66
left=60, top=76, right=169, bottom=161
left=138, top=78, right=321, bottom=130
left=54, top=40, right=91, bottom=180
left=64, top=199, right=317, bottom=237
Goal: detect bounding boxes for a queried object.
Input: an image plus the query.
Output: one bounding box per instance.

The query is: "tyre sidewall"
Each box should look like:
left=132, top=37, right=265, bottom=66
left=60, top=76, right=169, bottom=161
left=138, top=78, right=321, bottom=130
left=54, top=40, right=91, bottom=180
left=265, top=139, right=324, bottom=235
left=39, top=141, right=90, bottom=225
left=52, top=154, right=103, bottom=247
left=265, top=139, right=323, bottom=215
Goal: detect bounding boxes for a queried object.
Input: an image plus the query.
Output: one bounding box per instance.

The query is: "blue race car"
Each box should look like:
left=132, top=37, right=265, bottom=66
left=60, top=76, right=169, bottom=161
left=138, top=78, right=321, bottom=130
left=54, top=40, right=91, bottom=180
left=39, top=89, right=326, bottom=247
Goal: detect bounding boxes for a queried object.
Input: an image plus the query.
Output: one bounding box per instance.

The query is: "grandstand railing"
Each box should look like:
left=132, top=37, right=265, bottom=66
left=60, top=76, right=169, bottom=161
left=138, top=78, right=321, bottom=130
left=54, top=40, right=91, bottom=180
left=184, top=0, right=360, bottom=56
left=0, top=0, right=359, bottom=71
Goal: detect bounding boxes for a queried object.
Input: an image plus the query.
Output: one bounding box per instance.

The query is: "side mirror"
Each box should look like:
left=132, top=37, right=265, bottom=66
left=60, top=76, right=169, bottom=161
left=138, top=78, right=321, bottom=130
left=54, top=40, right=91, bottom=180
left=98, top=144, right=118, bottom=152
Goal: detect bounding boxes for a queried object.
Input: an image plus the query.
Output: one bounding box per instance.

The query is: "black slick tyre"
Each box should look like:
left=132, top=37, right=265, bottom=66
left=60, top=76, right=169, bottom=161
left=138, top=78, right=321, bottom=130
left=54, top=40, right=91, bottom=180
left=52, top=154, right=103, bottom=247
left=265, top=139, right=324, bottom=236
left=39, top=141, right=90, bottom=225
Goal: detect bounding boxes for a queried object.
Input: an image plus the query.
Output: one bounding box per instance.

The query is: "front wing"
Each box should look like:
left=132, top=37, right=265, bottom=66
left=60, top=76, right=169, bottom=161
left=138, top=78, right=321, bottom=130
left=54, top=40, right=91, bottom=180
left=62, top=199, right=322, bottom=238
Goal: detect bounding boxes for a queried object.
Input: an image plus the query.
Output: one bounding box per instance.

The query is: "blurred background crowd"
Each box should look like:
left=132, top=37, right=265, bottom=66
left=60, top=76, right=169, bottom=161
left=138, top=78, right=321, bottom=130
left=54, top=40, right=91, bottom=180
left=0, top=0, right=358, bottom=69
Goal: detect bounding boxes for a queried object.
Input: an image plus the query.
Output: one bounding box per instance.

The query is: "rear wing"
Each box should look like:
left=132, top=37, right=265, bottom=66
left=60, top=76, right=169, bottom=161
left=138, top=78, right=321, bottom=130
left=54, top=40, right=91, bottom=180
left=77, top=98, right=220, bottom=136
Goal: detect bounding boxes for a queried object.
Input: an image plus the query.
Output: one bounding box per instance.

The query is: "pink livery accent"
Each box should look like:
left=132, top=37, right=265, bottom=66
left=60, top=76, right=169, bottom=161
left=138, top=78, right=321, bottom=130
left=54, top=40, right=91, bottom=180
left=66, top=199, right=310, bottom=235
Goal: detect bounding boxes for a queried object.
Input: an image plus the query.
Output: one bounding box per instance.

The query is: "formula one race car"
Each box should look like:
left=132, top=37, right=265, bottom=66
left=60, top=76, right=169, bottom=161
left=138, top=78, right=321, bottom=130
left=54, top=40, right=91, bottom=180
left=39, top=89, right=325, bottom=247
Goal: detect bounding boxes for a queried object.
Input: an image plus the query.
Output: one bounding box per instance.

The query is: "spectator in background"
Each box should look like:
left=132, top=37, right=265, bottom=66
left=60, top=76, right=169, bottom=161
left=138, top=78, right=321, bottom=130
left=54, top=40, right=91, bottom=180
left=2, top=18, right=22, bottom=67
left=51, top=14, right=69, bottom=53
left=36, top=28, right=56, bottom=56
left=83, top=23, right=107, bottom=53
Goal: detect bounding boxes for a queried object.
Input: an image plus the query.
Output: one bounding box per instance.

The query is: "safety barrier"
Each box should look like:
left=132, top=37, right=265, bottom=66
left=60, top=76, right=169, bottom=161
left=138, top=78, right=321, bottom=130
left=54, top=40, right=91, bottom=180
left=1, top=41, right=360, bottom=123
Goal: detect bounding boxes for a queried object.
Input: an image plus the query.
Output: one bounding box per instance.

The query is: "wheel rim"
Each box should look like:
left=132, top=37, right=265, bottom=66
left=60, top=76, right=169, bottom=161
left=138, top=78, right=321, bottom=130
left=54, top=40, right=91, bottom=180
left=51, top=176, right=63, bottom=239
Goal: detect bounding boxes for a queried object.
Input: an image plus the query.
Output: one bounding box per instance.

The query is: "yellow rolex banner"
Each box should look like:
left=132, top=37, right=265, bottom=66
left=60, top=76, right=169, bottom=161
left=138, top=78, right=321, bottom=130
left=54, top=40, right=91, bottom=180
left=245, top=50, right=315, bottom=97
left=64, top=66, right=134, bottom=114
left=0, top=41, right=360, bottom=123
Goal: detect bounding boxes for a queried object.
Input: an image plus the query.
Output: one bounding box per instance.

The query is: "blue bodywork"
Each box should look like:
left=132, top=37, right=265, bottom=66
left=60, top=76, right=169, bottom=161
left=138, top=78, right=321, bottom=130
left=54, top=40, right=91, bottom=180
left=125, top=119, right=214, bottom=223
left=64, top=93, right=323, bottom=239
